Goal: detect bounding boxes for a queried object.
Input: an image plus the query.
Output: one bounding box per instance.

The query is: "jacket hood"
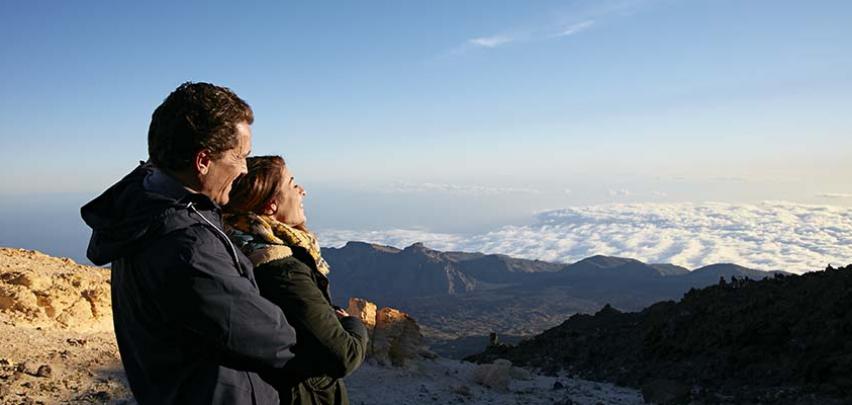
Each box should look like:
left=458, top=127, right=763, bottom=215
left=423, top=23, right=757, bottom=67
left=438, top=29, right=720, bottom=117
left=81, top=163, right=218, bottom=265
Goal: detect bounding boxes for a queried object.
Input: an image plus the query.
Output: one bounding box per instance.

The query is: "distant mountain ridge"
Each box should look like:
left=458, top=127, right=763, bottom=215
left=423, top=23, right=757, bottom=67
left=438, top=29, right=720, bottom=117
left=324, top=242, right=783, bottom=302
left=323, top=241, right=788, bottom=358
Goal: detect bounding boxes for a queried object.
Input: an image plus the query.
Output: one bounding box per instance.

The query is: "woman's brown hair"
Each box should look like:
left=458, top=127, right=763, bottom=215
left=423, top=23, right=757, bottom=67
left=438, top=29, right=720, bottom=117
left=225, top=155, right=286, bottom=214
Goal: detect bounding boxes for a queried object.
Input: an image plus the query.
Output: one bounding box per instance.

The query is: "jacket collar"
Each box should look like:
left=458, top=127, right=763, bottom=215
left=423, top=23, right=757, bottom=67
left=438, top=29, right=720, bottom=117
left=143, top=165, right=219, bottom=210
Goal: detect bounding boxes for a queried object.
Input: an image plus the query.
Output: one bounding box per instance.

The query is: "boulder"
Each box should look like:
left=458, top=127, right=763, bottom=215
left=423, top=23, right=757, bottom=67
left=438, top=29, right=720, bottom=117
left=472, top=359, right=512, bottom=392
left=370, top=307, right=425, bottom=367
left=346, top=297, right=377, bottom=332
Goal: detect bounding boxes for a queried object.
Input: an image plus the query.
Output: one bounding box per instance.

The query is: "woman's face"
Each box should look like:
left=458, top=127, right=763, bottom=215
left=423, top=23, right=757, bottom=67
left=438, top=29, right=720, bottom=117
left=268, top=165, right=307, bottom=226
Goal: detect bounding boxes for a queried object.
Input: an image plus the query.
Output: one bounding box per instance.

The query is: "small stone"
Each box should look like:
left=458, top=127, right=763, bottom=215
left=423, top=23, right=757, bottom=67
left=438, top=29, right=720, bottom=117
left=553, top=381, right=565, bottom=390
left=453, top=384, right=472, bottom=398
left=66, top=338, right=87, bottom=347
left=17, top=362, right=40, bottom=376
left=35, top=365, right=51, bottom=378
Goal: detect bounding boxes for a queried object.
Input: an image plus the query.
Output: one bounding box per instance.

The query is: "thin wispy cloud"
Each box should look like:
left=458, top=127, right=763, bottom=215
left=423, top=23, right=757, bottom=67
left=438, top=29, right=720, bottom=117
left=451, top=22, right=590, bottom=55
left=442, top=0, right=659, bottom=57
left=468, top=35, right=514, bottom=48
left=818, top=193, right=852, bottom=199
left=553, top=20, right=595, bottom=37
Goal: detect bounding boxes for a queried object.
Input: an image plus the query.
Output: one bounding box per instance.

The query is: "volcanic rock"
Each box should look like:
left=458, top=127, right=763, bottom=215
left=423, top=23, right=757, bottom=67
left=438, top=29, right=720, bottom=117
left=0, top=248, right=131, bottom=403
left=371, top=307, right=426, bottom=367
left=347, top=297, right=377, bottom=332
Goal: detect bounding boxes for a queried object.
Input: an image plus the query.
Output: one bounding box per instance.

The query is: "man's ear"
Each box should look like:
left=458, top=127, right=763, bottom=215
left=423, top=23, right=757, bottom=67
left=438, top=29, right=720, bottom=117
left=195, top=150, right=212, bottom=175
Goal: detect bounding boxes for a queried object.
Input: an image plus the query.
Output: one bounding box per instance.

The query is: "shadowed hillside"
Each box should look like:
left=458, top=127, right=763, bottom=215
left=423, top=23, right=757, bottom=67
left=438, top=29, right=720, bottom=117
left=468, top=264, right=852, bottom=404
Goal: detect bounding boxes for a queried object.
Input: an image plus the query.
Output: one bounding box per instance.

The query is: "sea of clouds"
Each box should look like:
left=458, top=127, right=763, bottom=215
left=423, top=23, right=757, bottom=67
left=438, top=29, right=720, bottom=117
left=318, top=202, right=852, bottom=274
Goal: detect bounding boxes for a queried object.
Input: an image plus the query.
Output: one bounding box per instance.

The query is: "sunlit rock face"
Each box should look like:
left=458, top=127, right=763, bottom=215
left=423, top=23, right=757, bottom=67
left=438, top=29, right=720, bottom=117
left=347, top=297, right=377, bottom=332
left=347, top=296, right=428, bottom=367
left=371, top=307, right=426, bottom=367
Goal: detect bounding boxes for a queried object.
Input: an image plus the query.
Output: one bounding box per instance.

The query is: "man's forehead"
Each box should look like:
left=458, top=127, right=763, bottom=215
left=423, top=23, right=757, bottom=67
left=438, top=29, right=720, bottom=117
left=235, top=122, right=252, bottom=150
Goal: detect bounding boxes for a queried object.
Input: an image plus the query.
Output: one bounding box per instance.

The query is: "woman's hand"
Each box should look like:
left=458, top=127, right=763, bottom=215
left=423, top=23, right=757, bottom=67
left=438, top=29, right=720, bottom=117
left=334, top=307, right=349, bottom=318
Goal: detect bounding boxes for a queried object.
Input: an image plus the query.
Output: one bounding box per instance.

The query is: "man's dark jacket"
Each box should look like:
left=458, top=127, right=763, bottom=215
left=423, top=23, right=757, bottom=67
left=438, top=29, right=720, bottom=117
left=81, top=163, right=298, bottom=405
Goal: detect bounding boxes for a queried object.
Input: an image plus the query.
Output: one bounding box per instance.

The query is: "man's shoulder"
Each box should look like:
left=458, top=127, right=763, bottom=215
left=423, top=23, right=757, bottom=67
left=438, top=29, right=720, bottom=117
left=140, top=222, right=232, bottom=266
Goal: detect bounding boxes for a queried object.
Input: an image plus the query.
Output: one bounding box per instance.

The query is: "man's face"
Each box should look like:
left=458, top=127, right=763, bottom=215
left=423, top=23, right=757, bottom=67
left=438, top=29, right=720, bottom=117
left=199, top=121, right=252, bottom=206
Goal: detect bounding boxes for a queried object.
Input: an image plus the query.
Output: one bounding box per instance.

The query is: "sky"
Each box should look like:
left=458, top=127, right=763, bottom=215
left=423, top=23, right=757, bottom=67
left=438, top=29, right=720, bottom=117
left=1, top=0, right=850, bottom=269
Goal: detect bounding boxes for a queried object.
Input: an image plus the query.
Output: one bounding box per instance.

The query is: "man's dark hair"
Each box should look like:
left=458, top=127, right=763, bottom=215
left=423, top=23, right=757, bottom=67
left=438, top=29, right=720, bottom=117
left=148, top=82, right=254, bottom=171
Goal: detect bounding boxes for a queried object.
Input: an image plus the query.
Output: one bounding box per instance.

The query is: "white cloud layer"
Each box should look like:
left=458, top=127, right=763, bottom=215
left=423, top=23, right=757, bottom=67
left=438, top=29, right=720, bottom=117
left=318, top=202, right=852, bottom=274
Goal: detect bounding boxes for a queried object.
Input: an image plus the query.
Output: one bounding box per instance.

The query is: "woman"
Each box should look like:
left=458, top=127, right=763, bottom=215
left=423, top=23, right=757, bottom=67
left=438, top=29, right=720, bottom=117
left=223, top=155, right=368, bottom=405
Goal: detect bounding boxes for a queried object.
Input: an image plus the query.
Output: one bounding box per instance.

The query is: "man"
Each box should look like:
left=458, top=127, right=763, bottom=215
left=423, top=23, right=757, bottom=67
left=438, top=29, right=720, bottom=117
left=81, top=82, right=297, bottom=404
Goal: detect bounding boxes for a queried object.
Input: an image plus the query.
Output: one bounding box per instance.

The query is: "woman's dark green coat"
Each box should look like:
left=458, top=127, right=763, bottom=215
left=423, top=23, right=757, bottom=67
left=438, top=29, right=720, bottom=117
left=255, top=247, right=368, bottom=405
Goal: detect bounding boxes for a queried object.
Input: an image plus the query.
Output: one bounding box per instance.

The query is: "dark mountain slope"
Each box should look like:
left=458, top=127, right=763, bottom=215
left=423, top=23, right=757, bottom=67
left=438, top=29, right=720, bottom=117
left=322, top=242, right=477, bottom=303
left=468, top=264, right=852, bottom=404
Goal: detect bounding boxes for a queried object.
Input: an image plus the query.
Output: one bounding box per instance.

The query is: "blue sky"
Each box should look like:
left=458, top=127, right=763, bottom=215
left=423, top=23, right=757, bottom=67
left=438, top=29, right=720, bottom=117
left=1, top=1, right=851, bottom=263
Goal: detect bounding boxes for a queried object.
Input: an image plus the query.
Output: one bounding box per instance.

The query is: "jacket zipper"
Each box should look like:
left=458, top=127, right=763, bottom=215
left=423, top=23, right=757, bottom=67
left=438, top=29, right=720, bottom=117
left=187, top=202, right=246, bottom=276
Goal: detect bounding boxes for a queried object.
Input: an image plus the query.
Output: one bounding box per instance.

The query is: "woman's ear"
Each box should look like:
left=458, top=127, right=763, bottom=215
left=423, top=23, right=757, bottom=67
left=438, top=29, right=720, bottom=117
left=262, top=200, right=277, bottom=216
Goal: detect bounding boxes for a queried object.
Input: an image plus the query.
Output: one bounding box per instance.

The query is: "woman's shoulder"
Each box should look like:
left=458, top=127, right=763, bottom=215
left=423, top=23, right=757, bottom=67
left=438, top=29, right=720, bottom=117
left=247, top=245, right=295, bottom=267
left=254, top=248, right=313, bottom=276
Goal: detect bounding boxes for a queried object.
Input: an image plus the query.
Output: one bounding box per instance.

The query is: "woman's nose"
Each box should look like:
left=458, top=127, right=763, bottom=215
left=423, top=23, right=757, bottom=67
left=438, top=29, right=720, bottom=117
left=298, top=185, right=306, bottom=196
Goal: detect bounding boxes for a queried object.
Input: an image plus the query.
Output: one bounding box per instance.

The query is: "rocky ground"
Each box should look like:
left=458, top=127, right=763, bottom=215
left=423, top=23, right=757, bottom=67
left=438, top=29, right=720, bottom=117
left=0, top=248, right=133, bottom=404
left=346, top=358, right=643, bottom=405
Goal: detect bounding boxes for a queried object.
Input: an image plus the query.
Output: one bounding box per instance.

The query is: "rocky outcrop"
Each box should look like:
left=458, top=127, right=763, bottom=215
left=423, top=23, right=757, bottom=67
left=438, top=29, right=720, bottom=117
left=0, top=248, right=111, bottom=331
left=346, top=297, right=377, bottom=332
left=371, top=307, right=426, bottom=367
left=347, top=297, right=430, bottom=367
left=0, top=248, right=131, bottom=404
